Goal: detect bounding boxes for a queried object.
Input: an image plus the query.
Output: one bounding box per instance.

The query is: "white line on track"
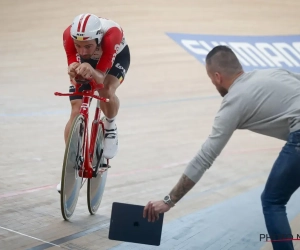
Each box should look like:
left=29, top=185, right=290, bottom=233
left=0, top=226, right=61, bottom=248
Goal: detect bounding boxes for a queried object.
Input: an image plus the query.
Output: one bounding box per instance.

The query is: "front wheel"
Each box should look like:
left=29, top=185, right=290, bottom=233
left=60, top=114, right=86, bottom=221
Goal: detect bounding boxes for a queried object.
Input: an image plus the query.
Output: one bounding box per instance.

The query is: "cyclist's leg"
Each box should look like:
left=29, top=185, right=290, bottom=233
left=57, top=84, right=91, bottom=193
left=98, top=45, right=130, bottom=159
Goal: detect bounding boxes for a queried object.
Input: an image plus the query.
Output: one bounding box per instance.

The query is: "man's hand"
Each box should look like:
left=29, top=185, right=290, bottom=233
left=68, top=62, right=80, bottom=79
left=143, top=174, right=196, bottom=222
left=75, top=62, right=94, bottom=79
left=143, top=201, right=171, bottom=222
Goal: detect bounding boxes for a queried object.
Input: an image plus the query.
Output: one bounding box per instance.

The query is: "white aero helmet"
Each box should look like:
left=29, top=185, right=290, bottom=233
left=70, top=13, right=103, bottom=44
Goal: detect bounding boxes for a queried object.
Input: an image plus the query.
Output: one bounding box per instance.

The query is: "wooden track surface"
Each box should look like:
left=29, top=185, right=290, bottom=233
left=1, top=0, right=300, bottom=249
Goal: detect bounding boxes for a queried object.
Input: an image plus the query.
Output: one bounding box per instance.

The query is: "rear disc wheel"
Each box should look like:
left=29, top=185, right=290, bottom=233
left=87, top=121, right=108, bottom=215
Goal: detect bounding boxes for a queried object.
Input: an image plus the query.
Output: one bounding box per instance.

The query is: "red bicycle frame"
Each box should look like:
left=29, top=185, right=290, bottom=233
left=54, top=79, right=109, bottom=178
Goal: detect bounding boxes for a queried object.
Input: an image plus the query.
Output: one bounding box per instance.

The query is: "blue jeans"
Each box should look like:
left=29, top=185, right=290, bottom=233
left=261, top=130, right=300, bottom=250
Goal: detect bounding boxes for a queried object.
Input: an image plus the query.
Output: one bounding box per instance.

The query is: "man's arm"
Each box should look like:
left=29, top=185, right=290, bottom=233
left=143, top=97, right=243, bottom=221
left=169, top=174, right=196, bottom=203
left=63, top=26, right=78, bottom=66
left=168, top=97, right=242, bottom=204
left=62, top=26, right=81, bottom=83
left=94, top=27, right=123, bottom=84
left=91, top=69, right=106, bottom=84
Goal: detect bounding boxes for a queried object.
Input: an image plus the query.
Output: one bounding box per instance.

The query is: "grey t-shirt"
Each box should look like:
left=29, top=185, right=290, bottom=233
left=184, top=68, right=300, bottom=183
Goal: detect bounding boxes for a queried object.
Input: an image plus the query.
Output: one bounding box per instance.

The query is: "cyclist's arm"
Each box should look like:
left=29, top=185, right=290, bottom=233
left=63, top=26, right=80, bottom=82
left=92, top=27, right=123, bottom=84
left=91, top=69, right=106, bottom=84
left=63, top=26, right=78, bottom=66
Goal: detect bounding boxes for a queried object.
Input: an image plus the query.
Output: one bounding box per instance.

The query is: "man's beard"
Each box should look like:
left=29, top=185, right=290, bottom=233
left=217, top=86, right=228, bottom=97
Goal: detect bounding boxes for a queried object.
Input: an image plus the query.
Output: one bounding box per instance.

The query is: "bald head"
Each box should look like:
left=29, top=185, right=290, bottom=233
left=205, top=45, right=243, bottom=76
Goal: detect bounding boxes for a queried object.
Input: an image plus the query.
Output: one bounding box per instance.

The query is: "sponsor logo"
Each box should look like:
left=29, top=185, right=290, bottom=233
left=76, top=53, right=81, bottom=62
left=115, top=63, right=126, bottom=74
left=166, top=33, right=300, bottom=72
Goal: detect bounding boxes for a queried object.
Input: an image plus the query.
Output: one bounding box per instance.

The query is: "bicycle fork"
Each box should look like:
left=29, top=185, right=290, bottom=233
left=79, top=96, right=94, bottom=179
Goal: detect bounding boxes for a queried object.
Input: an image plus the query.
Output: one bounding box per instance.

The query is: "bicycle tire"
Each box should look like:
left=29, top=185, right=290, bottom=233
left=60, top=114, right=86, bottom=221
left=87, top=120, right=108, bottom=215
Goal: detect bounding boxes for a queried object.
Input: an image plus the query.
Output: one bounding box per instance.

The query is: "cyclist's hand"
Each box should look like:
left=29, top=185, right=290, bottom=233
left=68, top=62, right=80, bottom=79
left=75, top=63, right=94, bottom=80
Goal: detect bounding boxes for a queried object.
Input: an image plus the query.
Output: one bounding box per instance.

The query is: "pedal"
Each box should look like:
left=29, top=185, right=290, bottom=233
left=100, top=163, right=111, bottom=169
left=93, top=164, right=111, bottom=176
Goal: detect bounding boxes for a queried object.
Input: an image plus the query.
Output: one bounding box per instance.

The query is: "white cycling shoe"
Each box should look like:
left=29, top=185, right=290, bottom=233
left=56, top=120, right=118, bottom=193
left=103, top=125, right=118, bottom=159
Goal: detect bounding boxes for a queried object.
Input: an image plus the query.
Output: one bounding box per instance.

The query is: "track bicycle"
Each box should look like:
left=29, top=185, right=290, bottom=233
left=54, top=78, right=110, bottom=221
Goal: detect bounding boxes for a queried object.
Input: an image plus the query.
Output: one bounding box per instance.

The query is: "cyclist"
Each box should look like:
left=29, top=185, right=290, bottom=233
left=57, top=13, right=130, bottom=192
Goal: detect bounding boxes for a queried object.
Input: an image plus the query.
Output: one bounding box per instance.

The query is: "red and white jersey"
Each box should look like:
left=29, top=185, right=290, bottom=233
left=63, top=17, right=127, bottom=74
